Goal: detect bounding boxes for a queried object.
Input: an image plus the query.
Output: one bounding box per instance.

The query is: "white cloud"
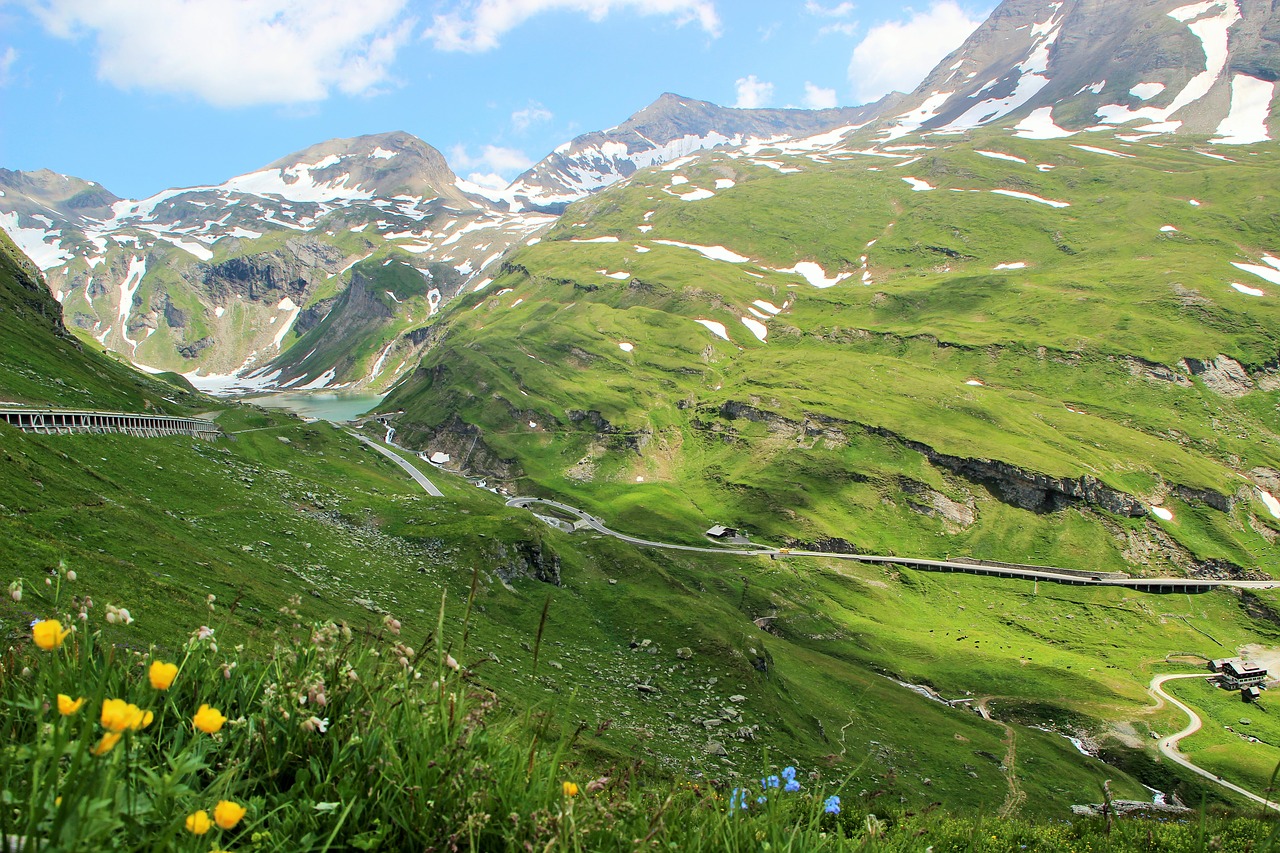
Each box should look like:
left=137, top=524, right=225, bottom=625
left=734, top=74, right=774, bottom=109
left=803, top=82, right=838, bottom=110
left=450, top=143, right=534, bottom=177
left=805, top=1, right=854, bottom=16
left=465, top=172, right=513, bottom=190
left=848, top=1, right=986, bottom=102
left=820, top=21, right=858, bottom=36
left=425, top=0, right=720, bottom=52
left=0, top=47, right=17, bottom=86
left=511, top=102, right=553, bottom=132
left=28, top=0, right=412, bottom=107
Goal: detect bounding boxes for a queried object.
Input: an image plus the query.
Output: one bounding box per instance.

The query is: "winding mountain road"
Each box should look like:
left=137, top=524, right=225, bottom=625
left=349, top=432, right=444, bottom=497
left=505, top=497, right=1280, bottom=593
left=1149, top=673, right=1279, bottom=811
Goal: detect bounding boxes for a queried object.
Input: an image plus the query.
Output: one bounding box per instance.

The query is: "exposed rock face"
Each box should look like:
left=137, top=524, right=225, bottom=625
left=710, top=400, right=850, bottom=448
left=294, top=297, right=338, bottom=337
left=881, top=0, right=1280, bottom=139
left=899, top=478, right=977, bottom=527
left=200, top=238, right=344, bottom=304
left=162, top=297, right=187, bottom=329
left=492, top=539, right=561, bottom=587
left=177, top=337, right=214, bottom=360
left=1250, top=467, right=1280, bottom=494
left=1125, top=356, right=1192, bottom=387
left=1180, top=354, right=1255, bottom=396
left=395, top=412, right=523, bottom=481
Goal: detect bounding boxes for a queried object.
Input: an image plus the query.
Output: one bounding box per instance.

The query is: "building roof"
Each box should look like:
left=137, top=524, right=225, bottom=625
left=1224, top=659, right=1266, bottom=677
left=705, top=525, right=732, bottom=536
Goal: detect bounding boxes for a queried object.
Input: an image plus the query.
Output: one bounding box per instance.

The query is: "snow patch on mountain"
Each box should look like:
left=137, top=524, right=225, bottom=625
left=740, top=317, right=768, bottom=341
left=1211, top=75, right=1275, bottom=144
left=694, top=319, right=730, bottom=341
left=653, top=240, right=750, bottom=264
left=1014, top=107, right=1076, bottom=140
left=991, top=189, right=1070, bottom=208
left=940, top=3, right=1065, bottom=131
left=0, top=211, right=75, bottom=270
left=1096, top=0, right=1241, bottom=130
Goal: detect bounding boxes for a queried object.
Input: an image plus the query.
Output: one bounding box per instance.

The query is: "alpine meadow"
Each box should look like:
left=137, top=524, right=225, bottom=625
left=4, top=0, right=1280, bottom=850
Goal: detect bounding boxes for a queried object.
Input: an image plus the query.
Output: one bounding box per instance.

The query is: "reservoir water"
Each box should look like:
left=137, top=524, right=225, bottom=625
left=245, top=391, right=385, bottom=423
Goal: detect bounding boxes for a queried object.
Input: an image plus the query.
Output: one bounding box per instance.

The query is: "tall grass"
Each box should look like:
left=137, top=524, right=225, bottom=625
left=2, top=564, right=1278, bottom=851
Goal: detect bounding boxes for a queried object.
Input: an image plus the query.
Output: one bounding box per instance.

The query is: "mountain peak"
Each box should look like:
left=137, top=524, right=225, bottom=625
left=877, top=0, right=1280, bottom=143
left=260, top=132, right=474, bottom=204
left=507, top=92, right=885, bottom=210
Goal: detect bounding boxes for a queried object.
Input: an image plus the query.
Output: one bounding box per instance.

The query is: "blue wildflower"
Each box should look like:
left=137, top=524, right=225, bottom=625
left=761, top=774, right=780, bottom=789
left=781, top=766, right=797, bottom=782
left=785, top=779, right=801, bottom=793
left=757, top=795, right=767, bottom=805
left=823, top=795, right=841, bottom=815
left=729, top=788, right=750, bottom=811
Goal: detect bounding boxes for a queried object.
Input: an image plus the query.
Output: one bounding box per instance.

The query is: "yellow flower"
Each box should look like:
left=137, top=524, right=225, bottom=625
left=32, top=619, right=70, bottom=651
left=92, top=732, right=122, bottom=755
left=193, top=704, right=226, bottom=734
left=185, top=810, right=212, bottom=835
left=57, top=694, right=85, bottom=716
left=100, top=698, right=151, bottom=732
left=562, top=781, right=579, bottom=797
left=149, top=660, right=179, bottom=690
left=213, top=800, right=246, bottom=830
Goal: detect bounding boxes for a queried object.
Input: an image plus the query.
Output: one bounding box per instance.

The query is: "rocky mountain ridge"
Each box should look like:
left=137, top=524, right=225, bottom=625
left=878, top=0, right=1280, bottom=144
left=505, top=92, right=896, bottom=211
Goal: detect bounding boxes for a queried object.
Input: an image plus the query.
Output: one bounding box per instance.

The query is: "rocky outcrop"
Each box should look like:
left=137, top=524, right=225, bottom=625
left=866, top=425, right=1148, bottom=516
left=1180, top=355, right=1255, bottom=397
left=899, top=477, right=977, bottom=527
left=293, top=297, right=338, bottom=337
left=1125, top=356, right=1192, bottom=387
left=199, top=238, right=345, bottom=305
left=708, top=400, right=849, bottom=448
left=492, top=539, right=561, bottom=587
left=162, top=297, right=187, bottom=330
left=177, top=337, right=214, bottom=360
left=395, top=413, right=523, bottom=481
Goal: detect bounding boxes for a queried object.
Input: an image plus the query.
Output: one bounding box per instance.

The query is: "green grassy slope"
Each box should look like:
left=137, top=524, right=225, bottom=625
left=385, top=130, right=1280, bottom=578
left=7, top=404, right=1278, bottom=815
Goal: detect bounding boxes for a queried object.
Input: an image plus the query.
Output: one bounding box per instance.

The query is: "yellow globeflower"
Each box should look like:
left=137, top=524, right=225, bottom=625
left=213, top=800, right=247, bottom=830
left=101, top=698, right=151, bottom=732
left=185, top=810, right=212, bottom=835
left=57, top=694, right=85, bottom=716
left=32, top=619, right=70, bottom=651
left=92, top=732, right=122, bottom=755
left=149, top=660, right=179, bottom=690
left=562, top=781, right=579, bottom=797
left=193, top=704, right=227, bottom=734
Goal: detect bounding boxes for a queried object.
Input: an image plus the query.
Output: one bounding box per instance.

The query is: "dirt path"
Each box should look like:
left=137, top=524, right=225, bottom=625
left=976, top=698, right=1025, bottom=818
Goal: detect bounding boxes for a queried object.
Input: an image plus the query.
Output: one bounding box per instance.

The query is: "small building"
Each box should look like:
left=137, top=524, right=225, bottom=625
left=1243, top=686, right=1262, bottom=703
left=705, top=525, right=738, bottom=539
left=1220, top=659, right=1268, bottom=690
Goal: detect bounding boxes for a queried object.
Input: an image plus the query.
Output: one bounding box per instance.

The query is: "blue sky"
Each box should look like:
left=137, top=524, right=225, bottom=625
left=0, top=1, right=991, bottom=200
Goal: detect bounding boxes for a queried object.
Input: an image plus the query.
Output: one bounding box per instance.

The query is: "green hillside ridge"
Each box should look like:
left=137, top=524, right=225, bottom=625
left=0, top=229, right=199, bottom=412
left=4, top=226, right=1280, bottom=841
left=6, top=406, right=1280, bottom=822
left=383, top=129, right=1280, bottom=579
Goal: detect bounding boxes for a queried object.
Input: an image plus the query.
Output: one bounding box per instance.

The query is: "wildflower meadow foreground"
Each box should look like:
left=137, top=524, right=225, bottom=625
left=2, top=566, right=1279, bottom=851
